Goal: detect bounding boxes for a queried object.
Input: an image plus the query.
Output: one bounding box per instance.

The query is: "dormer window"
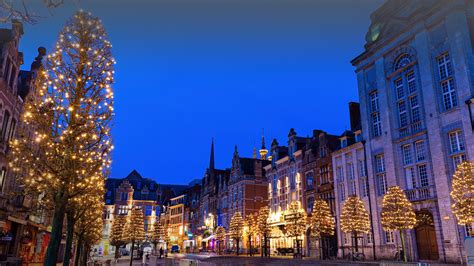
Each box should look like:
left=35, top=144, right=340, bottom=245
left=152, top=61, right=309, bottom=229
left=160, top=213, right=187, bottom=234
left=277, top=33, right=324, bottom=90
left=340, top=138, right=348, bottom=148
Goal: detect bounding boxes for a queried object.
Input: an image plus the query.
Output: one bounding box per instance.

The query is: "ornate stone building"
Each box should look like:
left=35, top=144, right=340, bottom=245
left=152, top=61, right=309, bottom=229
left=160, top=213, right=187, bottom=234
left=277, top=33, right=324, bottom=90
left=352, top=0, right=474, bottom=262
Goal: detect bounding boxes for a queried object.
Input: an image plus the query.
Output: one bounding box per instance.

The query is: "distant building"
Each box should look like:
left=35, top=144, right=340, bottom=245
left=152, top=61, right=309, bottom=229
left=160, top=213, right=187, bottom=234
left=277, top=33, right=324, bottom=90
left=351, top=0, right=474, bottom=262
left=100, top=170, right=186, bottom=255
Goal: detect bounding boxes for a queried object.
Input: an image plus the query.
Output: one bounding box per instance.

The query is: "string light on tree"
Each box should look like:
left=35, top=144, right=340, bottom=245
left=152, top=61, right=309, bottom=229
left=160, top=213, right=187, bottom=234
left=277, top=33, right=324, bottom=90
left=450, top=161, right=474, bottom=227
left=229, top=212, right=244, bottom=256
left=340, top=196, right=370, bottom=252
left=381, top=186, right=416, bottom=262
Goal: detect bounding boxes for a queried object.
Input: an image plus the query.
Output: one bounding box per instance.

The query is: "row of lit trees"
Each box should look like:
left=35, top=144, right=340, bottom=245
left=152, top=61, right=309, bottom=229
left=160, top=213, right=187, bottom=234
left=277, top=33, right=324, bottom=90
left=109, top=206, right=171, bottom=266
left=8, top=10, right=115, bottom=266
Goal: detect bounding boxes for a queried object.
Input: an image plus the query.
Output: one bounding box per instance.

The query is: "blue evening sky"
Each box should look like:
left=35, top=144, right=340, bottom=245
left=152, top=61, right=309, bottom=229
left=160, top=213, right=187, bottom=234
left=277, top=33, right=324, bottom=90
left=19, top=0, right=385, bottom=184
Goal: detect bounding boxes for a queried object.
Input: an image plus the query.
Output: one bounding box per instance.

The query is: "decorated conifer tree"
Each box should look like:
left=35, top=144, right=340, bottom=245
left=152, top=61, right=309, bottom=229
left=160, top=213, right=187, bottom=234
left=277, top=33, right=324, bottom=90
left=381, top=186, right=416, bottom=262
left=215, top=226, right=226, bottom=255
left=151, top=221, right=165, bottom=254
left=340, top=196, right=370, bottom=253
left=127, top=206, right=145, bottom=266
left=310, top=198, right=335, bottom=259
left=451, top=161, right=474, bottom=229
left=229, top=212, right=244, bottom=256
left=74, top=199, right=104, bottom=266
left=285, top=201, right=307, bottom=259
left=244, top=213, right=257, bottom=256
left=9, top=10, right=114, bottom=266
left=256, top=206, right=271, bottom=257
left=110, top=215, right=128, bottom=260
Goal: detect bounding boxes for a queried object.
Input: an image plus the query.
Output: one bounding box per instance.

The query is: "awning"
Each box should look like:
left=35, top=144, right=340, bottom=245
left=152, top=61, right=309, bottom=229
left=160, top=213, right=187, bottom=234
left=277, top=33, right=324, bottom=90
left=202, top=235, right=215, bottom=242
left=8, top=216, right=27, bottom=225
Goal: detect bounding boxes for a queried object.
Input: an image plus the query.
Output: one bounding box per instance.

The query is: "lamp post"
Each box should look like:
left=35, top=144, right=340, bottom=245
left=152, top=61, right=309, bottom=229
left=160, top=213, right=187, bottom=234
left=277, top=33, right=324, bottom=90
left=466, top=97, right=474, bottom=130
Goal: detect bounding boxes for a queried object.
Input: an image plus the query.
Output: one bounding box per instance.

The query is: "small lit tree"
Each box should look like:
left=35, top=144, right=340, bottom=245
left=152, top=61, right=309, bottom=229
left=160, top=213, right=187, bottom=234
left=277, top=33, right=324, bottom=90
left=310, top=198, right=335, bottom=259
left=151, top=221, right=165, bottom=254
left=127, top=207, right=145, bottom=266
left=244, top=213, right=257, bottom=256
left=451, top=161, right=474, bottom=229
left=229, top=212, right=244, bottom=256
left=215, top=226, right=226, bottom=255
left=381, top=186, right=416, bottom=262
left=109, top=215, right=128, bottom=260
left=340, top=196, right=370, bottom=253
left=256, top=206, right=271, bottom=257
left=285, top=201, right=307, bottom=259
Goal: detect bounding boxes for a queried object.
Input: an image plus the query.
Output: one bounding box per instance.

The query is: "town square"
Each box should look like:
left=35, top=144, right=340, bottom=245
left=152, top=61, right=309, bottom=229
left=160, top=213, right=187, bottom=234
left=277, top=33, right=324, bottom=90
left=0, top=0, right=473, bottom=265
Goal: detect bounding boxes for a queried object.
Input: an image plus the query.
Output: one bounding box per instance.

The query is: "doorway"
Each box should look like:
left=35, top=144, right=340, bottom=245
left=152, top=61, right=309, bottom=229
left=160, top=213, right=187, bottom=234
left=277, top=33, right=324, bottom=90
left=415, top=210, right=439, bottom=261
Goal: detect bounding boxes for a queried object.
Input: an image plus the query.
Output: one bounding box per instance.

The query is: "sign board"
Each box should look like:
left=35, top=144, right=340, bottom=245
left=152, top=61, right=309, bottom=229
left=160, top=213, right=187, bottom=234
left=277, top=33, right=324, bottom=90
left=465, top=237, right=474, bottom=266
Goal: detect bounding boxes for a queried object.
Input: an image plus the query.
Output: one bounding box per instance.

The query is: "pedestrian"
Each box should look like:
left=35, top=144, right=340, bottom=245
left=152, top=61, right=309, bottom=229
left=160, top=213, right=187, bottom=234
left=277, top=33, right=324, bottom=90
left=159, top=247, right=163, bottom=259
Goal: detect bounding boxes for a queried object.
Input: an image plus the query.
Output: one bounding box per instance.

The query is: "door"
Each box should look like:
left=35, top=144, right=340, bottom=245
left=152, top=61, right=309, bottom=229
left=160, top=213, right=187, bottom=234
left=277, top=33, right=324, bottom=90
left=415, top=223, right=439, bottom=260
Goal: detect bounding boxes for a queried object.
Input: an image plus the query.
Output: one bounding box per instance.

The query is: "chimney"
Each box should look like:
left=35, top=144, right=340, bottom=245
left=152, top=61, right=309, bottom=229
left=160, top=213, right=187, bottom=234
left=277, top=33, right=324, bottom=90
left=349, top=102, right=361, bottom=131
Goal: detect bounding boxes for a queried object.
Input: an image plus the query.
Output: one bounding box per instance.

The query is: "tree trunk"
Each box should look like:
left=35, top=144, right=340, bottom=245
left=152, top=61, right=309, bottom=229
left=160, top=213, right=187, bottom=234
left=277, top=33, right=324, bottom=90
left=318, top=238, right=322, bottom=260
left=74, top=237, right=82, bottom=266
left=400, top=230, right=407, bottom=262
left=115, top=245, right=120, bottom=259
left=249, top=237, right=252, bottom=256
left=63, top=212, right=75, bottom=266
left=354, top=232, right=359, bottom=253
left=129, top=240, right=135, bottom=266
left=45, top=203, right=66, bottom=266
left=236, top=239, right=239, bottom=256
left=80, top=243, right=87, bottom=266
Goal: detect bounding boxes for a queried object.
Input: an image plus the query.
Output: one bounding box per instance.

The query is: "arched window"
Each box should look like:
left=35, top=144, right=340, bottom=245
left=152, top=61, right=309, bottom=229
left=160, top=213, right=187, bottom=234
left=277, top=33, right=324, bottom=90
left=394, top=53, right=412, bottom=71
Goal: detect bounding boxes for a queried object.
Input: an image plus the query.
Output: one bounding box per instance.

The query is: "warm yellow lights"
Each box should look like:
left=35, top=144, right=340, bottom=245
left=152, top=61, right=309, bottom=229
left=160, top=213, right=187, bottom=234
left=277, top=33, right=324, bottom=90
left=310, top=199, right=335, bottom=238
left=451, top=161, right=474, bottom=225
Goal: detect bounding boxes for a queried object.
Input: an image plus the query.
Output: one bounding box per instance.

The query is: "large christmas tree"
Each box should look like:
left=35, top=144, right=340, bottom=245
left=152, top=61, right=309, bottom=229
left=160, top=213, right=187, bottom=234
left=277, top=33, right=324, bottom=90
left=9, top=10, right=114, bottom=266
left=381, top=186, right=416, bottom=262
left=451, top=161, right=474, bottom=227
left=340, top=196, right=370, bottom=252
left=215, top=226, right=226, bottom=255
left=229, top=212, right=244, bottom=256
left=244, top=213, right=257, bottom=256
left=285, top=201, right=307, bottom=258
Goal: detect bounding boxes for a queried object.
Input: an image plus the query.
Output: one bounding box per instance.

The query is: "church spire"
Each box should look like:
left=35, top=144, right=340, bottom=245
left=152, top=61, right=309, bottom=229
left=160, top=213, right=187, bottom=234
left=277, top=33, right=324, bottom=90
left=209, top=138, right=215, bottom=171
left=259, top=129, right=268, bottom=160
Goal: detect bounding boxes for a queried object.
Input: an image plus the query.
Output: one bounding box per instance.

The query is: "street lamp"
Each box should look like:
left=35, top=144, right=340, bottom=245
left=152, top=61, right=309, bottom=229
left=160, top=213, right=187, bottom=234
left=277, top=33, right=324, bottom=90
left=466, top=97, right=474, bottom=130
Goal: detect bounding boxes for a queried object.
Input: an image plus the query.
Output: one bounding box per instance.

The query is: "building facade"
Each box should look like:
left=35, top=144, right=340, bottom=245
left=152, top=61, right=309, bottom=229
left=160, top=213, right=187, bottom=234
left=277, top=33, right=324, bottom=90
left=352, top=0, right=474, bottom=262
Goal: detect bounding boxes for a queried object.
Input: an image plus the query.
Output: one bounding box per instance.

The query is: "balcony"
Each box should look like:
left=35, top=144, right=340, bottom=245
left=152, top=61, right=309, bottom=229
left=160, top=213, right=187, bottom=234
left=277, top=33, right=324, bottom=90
left=399, top=121, right=423, bottom=138
left=405, top=186, right=435, bottom=201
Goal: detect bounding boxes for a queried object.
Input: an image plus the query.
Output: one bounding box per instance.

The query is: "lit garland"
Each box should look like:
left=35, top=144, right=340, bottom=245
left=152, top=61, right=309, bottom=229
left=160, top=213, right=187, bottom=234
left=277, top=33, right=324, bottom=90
left=310, top=198, right=335, bottom=238
left=152, top=221, right=165, bottom=244
left=381, top=186, right=416, bottom=231
left=109, top=214, right=128, bottom=250
left=215, top=226, right=226, bottom=253
left=450, top=161, right=474, bottom=225
left=256, top=206, right=271, bottom=238
left=340, top=196, right=370, bottom=234
left=285, top=201, right=307, bottom=238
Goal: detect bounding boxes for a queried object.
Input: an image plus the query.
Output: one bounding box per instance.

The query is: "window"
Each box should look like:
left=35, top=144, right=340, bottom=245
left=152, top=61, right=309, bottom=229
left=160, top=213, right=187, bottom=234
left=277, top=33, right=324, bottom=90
left=8, top=65, right=16, bottom=89
left=407, top=71, right=416, bottom=93
left=336, top=166, right=344, bottom=182
left=120, top=192, right=128, bottom=201
left=371, top=113, right=382, bottom=137
left=405, top=167, right=416, bottom=189
left=3, top=58, right=11, bottom=79
left=417, top=164, right=429, bottom=187
left=307, top=197, right=314, bottom=213
left=453, top=154, right=467, bottom=169
left=0, top=168, right=6, bottom=191
left=438, top=53, right=457, bottom=110
left=306, top=173, right=314, bottom=190
left=358, top=160, right=366, bottom=177
left=398, top=101, right=408, bottom=127
left=105, top=199, right=111, bottom=204
left=1, top=111, right=10, bottom=142
left=449, top=130, right=465, bottom=153
left=438, top=53, right=453, bottom=79
left=410, top=96, right=420, bottom=123
left=272, top=175, right=277, bottom=194
left=118, top=205, right=128, bottom=215
left=320, top=147, right=327, bottom=158
left=414, top=141, right=426, bottom=162
left=349, top=180, right=357, bottom=196
left=375, top=154, right=387, bottom=195
left=338, top=183, right=345, bottom=201
left=320, top=165, right=330, bottom=184
left=106, top=190, right=111, bottom=196
left=145, top=205, right=153, bottom=216
left=402, top=145, right=412, bottom=165
left=367, top=232, right=373, bottom=244
left=385, top=231, right=395, bottom=243
left=360, top=177, right=368, bottom=197
left=341, top=138, right=347, bottom=148
left=370, top=91, right=382, bottom=137
left=347, top=163, right=355, bottom=180
left=394, top=54, right=412, bottom=70
left=355, top=132, right=362, bottom=142
left=395, top=78, right=404, bottom=99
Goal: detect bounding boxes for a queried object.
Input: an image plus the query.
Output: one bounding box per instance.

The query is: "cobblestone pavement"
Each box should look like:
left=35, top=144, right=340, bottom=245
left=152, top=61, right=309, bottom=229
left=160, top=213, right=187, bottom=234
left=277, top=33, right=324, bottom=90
left=107, top=254, right=462, bottom=266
